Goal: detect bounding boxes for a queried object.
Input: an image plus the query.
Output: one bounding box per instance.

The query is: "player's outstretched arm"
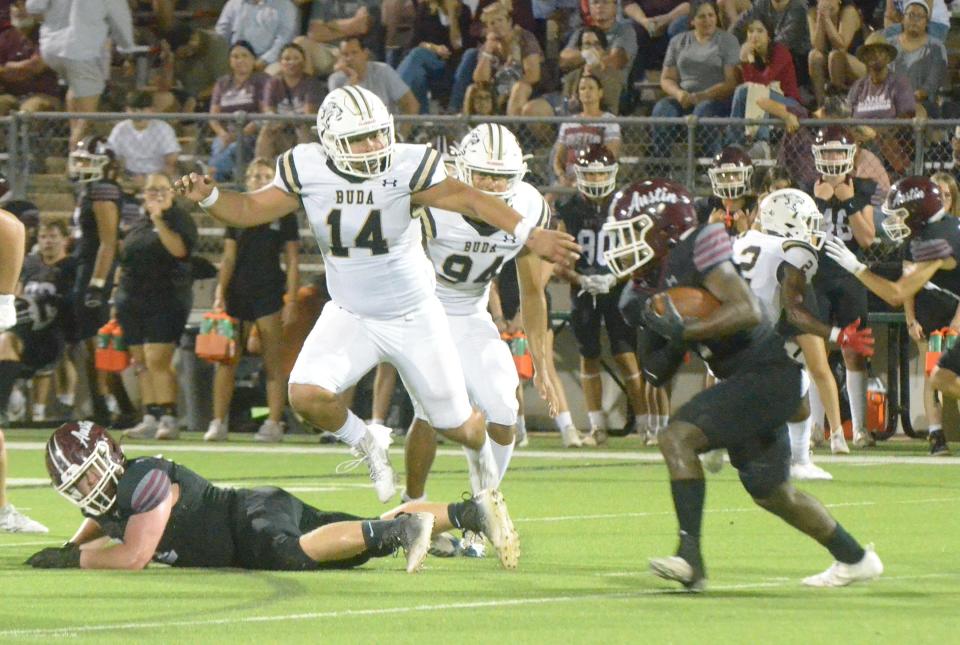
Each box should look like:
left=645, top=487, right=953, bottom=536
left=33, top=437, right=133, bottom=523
left=516, top=250, right=559, bottom=415
left=412, top=177, right=580, bottom=265
left=682, top=262, right=763, bottom=341
left=79, top=494, right=173, bottom=570
left=824, top=239, right=946, bottom=306
left=175, top=172, right=301, bottom=228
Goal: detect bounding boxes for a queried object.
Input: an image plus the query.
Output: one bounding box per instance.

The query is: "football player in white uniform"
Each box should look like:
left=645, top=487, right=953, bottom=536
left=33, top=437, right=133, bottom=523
left=733, top=189, right=874, bottom=480
left=176, top=87, right=579, bottom=511
left=402, top=124, right=559, bottom=509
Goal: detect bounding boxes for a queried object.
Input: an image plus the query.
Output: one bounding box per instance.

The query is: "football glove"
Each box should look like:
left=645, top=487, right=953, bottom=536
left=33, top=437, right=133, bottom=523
left=84, top=284, right=107, bottom=309
left=823, top=238, right=866, bottom=276
left=582, top=273, right=617, bottom=296
left=25, top=542, right=81, bottom=569
left=641, top=294, right=685, bottom=343
left=832, top=318, right=875, bottom=357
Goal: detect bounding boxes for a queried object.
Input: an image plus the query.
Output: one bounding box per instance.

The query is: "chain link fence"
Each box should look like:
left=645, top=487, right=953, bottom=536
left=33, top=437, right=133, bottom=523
left=7, top=111, right=960, bottom=271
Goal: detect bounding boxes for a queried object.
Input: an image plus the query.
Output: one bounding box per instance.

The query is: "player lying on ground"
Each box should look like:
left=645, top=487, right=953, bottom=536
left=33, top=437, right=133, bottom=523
left=603, top=179, right=882, bottom=591
left=26, top=421, right=519, bottom=571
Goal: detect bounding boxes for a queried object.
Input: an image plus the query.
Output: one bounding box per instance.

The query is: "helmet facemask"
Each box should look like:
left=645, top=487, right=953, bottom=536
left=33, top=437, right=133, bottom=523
left=324, top=122, right=395, bottom=179
left=812, top=142, right=856, bottom=177
left=602, top=213, right=655, bottom=278
left=708, top=164, right=753, bottom=199
left=49, top=438, right=123, bottom=515
left=67, top=151, right=110, bottom=183
left=574, top=162, right=619, bottom=199
left=880, top=204, right=912, bottom=242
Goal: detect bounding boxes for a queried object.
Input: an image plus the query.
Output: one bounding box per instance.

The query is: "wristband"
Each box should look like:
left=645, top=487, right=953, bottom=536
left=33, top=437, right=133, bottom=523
left=199, top=186, right=221, bottom=209
left=513, top=219, right=533, bottom=244
left=88, top=278, right=106, bottom=289
left=829, top=327, right=840, bottom=344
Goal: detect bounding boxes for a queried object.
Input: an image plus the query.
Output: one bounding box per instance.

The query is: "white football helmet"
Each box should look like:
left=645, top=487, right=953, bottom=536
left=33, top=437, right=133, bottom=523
left=758, top=188, right=825, bottom=249
left=456, top=123, right=527, bottom=200
left=317, top=86, right=394, bottom=178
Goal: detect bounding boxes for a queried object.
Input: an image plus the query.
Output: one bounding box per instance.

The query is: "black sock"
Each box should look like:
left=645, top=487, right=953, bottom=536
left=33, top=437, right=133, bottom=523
left=0, top=360, right=21, bottom=411
left=670, top=479, right=706, bottom=540
left=823, top=523, right=866, bottom=564
left=361, top=519, right=398, bottom=557
left=157, top=402, right=176, bottom=417
left=146, top=404, right=163, bottom=419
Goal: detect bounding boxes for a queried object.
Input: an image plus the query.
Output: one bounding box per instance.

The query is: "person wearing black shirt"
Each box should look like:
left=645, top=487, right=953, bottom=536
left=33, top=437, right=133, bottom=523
left=116, top=174, right=197, bottom=441
left=205, top=158, right=300, bottom=442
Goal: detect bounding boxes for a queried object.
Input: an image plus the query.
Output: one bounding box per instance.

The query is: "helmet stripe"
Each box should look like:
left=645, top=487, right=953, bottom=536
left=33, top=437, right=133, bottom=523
left=342, top=86, right=366, bottom=118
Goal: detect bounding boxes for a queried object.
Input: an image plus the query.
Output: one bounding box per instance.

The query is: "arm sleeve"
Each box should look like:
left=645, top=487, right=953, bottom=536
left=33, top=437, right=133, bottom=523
left=159, top=123, right=181, bottom=155
left=609, top=21, right=638, bottom=61
left=89, top=182, right=122, bottom=203
left=117, top=458, right=173, bottom=515
left=106, top=0, right=136, bottom=50
left=781, top=240, right=819, bottom=279
left=662, top=34, right=680, bottom=69
left=604, top=121, right=622, bottom=142
left=636, top=327, right=687, bottom=388
left=214, top=0, right=236, bottom=43
left=280, top=213, right=300, bottom=242
left=692, top=222, right=734, bottom=274
left=720, top=32, right=740, bottom=67
left=909, top=238, right=953, bottom=262
left=170, top=206, right=198, bottom=254
left=386, top=67, right=413, bottom=103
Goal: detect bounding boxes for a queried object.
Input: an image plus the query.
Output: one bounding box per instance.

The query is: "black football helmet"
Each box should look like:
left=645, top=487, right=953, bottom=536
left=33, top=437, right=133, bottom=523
left=68, top=136, right=116, bottom=183
left=811, top=126, right=857, bottom=177
left=708, top=146, right=753, bottom=199
left=46, top=421, right=126, bottom=515
left=602, top=178, right=697, bottom=279
left=573, top=144, right=619, bottom=199
left=881, top=176, right=945, bottom=242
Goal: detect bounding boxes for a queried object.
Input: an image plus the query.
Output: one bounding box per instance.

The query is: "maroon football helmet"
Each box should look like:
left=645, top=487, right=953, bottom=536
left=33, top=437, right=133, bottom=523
left=68, top=136, right=116, bottom=183
left=602, top=179, right=697, bottom=278
left=881, top=176, right=945, bottom=242
left=573, top=144, right=619, bottom=199
left=708, top=146, right=753, bottom=199
left=811, top=126, right=857, bottom=177
left=46, top=421, right=126, bottom=515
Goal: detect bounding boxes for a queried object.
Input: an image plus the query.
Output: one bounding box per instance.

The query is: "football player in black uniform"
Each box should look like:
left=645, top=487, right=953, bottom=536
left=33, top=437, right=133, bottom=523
left=0, top=219, right=76, bottom=423
left=67, top=136, right=126, bottom=425
left=0, top=203, right=48, bottom=533
left=554, top=145, right=649, bottom=445
left=603, top=179, right=882, bottom=591
left=825, top=176, right=960, bottom=456
left=810, top=126, right=877, bottom=451
left=697, top=146, right=757, bottom=233
left=28, top=421, right=520, bottom=571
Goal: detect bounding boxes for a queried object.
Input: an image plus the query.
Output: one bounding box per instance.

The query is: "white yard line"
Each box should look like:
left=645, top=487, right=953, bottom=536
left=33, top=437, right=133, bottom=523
left=0, top=572, right=954, bottom=639
left=7, top=440, right=960, bottom=465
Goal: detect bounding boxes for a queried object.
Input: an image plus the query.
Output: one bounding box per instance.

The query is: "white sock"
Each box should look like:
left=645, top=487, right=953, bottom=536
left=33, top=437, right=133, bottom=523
left=516, top=415, right=526, bottom=436
left=808, top=381, right=827, bottom=436
left=554, top=410, right=573, bottom=431
left=788, top=418, right=812, bottom=465
left=104, top=394, right=119, bottom=414
left=642, top=414, right=653, bottom=431
left=464, top=434, right=498, bottom=493
left=587, top=410, right=606, bottom=431
left=369, top=417, right=384, bottom=426
left=658, top=415, right=669, bottom=429
left=401, top=490, right=426, bottom=503
left=57, top=392, right=75, bottom=406
left=490, top=435, right=514, bottom=485
left=142, top=413, right=157, bottom=424
left=846, top=369, right=868, bottom=433
left=32, top=403, right=45, bottom=419
left=334, top=410, right=367, bottom=447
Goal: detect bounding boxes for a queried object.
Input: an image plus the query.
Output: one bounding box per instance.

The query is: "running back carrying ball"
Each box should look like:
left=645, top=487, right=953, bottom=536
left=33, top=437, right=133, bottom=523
left=653, top=287, right=721, bottom=320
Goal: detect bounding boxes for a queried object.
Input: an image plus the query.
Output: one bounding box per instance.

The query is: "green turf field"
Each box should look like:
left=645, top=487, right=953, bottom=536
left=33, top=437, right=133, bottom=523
left=1, top=429, right=958, bottom=643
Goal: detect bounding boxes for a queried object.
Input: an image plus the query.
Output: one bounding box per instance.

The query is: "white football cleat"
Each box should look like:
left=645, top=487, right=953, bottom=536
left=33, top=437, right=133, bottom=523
left=790, top=462, right=834, bottom=481
left=0, top=504, right=48, bottom=533
left=644, top=427, right=659, bottom=446
left=204, top=418, right=228, bottom=442
left=124, top=415, right=158, bottom=439
left=853, top=430, right=876, bottom=448
left=460, top=530, right=487, bottom=558
left=700, top=449, right=725, bottom=474
left=474, top=489, right=519, bottom=569
left=561, top=425, right=583, bottom=448
left=802, top=544, right=883, bottom=587
left=254, top=419, right=284, bottom=442
left=428, top=532, right=462, bottom=557
left=353, top=424, right=397, bottom=503
left=830, top=430, right=850, bottom=455
left=155, top=415, right=180, bottom=440
left=649, top=555, right=706, bottom=592
left=388, top=512, right=434, bottom=573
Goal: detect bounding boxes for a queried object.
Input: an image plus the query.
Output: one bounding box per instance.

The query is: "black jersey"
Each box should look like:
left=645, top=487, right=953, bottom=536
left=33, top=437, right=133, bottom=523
left=811, top=176, right=875, bottom=277
left=621, top=222, right=788, bottom=379
left=555, top=193, right=613, bottom=277
left=73, top=180, right=123, bottom=263
left=907, top=216, right=960, bottom=300
left=90, top=457, right=239, bottom=568
left=19, top=253, right=76, bottom=331
left=226, top=214, right=300, bottom=292
left=117, top=204, right=198, bottom=301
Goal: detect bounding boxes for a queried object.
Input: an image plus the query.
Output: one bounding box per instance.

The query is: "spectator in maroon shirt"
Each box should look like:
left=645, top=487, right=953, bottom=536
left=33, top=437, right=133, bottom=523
left=208, top=40, right=269, bottom=182
left=255, top=42, right=324, bottom=160
left=0, top=2, right=60, bottom=116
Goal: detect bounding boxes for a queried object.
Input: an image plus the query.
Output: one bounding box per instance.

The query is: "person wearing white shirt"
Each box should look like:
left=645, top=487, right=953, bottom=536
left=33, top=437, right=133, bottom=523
left=107, top=90, right=181, bottom=187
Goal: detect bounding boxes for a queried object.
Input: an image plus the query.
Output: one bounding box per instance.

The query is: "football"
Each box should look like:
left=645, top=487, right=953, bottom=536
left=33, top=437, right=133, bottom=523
left=653, top=286, right=721, bottom=320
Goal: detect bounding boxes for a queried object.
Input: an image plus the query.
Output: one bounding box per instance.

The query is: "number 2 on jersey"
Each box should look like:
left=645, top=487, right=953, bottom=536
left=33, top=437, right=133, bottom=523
left=327, top=209, right=388, bottom=257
